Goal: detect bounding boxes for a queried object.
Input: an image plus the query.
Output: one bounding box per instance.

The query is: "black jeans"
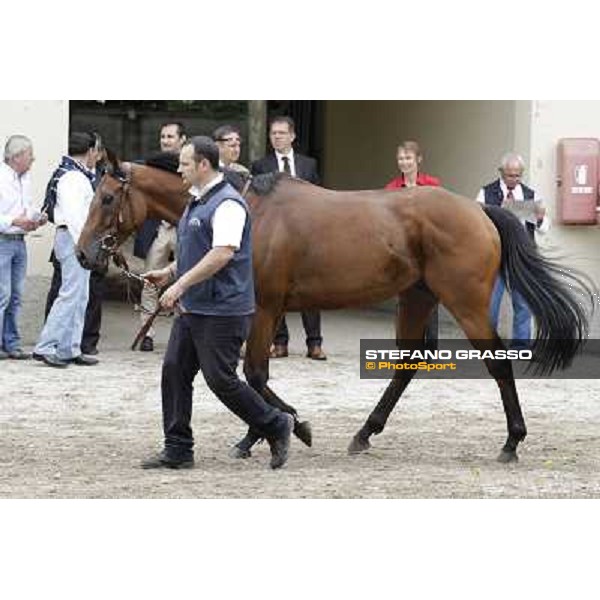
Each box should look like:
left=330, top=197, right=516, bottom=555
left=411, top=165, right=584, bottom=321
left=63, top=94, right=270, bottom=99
left=45, top=253, right=105, bottom=353
left=161, top=314, right=286, bottom=457
left=273, top=310, right=322, bottom=349
left=424, top=307, right=439, bottom=351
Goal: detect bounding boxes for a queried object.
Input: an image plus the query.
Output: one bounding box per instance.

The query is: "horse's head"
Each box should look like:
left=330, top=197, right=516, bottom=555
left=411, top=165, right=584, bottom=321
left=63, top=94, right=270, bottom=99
left=77, top=153, right=143, bottom=273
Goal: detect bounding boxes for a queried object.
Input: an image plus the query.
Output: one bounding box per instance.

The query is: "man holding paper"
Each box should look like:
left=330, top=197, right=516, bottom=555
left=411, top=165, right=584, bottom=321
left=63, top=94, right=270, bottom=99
left=476, top=152, right=549, bottom=349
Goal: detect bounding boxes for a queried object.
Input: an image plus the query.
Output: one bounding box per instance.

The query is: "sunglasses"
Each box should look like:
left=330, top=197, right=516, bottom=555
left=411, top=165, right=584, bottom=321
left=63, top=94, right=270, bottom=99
left=217, top=137, right=241, bottom=146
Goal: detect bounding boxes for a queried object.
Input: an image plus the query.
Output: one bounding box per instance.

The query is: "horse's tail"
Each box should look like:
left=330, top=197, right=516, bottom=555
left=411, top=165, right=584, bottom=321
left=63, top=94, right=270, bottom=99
left=483, top=204, right=596, bottom=374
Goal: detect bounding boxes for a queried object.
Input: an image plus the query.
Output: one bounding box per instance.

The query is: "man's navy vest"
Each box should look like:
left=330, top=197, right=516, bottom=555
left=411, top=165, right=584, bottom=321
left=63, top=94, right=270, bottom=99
left=483, top=179, right=536, bottom=238
left=177, top=180, right=254, bottom=316
left=42, top=156, right=96, bottom=223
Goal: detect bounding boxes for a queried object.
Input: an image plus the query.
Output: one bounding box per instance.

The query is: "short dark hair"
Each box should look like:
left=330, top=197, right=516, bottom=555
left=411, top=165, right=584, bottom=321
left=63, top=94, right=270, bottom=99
left=68, top=131, right=95, bottom=156
left=160, top=122, right=187, bottom=139
left=89, top=131, right=103, bottom=152
left=269, top=115, right=295, bottom=134
left=213, top=124, right=241, bottom=142
left=188, top=136, right=220, bottom=170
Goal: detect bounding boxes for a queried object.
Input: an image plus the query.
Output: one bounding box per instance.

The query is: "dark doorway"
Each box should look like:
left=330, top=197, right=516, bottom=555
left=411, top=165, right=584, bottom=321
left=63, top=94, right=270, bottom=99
left=69, top=101, right=249, bottom=162
left=267, top=101, right=325, bottom=171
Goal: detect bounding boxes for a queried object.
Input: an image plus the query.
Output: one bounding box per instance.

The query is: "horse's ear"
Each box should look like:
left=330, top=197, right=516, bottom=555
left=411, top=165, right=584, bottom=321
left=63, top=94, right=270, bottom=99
left=104, top=148, right=120, bottom=175
left=222, top=167, right=247, bottom=194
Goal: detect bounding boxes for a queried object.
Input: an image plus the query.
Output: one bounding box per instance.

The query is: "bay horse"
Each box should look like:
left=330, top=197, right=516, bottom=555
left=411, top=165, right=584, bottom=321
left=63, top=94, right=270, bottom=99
left=77, top=155, right=595, bottom=463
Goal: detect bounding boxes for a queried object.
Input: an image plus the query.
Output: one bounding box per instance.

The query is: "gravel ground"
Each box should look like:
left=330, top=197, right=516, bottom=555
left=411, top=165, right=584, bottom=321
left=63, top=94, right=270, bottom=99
left=1, top=275, right=599, bottom=498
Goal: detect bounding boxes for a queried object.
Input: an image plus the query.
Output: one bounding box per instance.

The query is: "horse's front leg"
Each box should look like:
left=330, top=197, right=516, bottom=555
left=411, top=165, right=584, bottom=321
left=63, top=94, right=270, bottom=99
left=349, top=287, right=435, bottom=455
left=230, top=306, right=311, bottom=460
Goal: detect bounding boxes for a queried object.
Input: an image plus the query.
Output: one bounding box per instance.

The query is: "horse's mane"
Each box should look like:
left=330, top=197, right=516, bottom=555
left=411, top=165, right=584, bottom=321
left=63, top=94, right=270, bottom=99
left=250, top=172, right=297, bottom=196
left=222, top=168, right=249, bottom=194
left=142, top=153, right=248, bottom=194
left=144, top=151, right=180, bottom=174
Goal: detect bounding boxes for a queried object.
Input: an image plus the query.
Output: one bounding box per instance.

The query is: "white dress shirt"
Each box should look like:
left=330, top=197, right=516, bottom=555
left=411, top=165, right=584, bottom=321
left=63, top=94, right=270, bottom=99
left=53, top=166, right=95, bottom=245
left=476, top=180, right=550, bottom=233
left=191, top=173, right=247, bottom=250
left=275, top=149, right=296, bottom=177
left=0, top=161, right=34, bottom=234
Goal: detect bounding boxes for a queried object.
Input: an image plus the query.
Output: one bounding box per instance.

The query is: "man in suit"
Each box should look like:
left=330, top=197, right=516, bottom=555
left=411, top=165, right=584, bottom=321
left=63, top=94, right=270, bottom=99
left=213, top=124, right=249, bottom=176
left=133, top=122, right=187, bottom=352
left=251, top=116, right=327, bottom=361
left=476, top=152, right=549, bottom=350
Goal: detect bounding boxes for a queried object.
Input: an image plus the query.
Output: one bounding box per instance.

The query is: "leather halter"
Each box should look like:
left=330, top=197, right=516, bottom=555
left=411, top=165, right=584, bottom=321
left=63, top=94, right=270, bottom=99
left=240, top=173, right=253, bottom=198
left=99, top=166, right=253, bottom=263
left=98, top=164, right=132, bottom=255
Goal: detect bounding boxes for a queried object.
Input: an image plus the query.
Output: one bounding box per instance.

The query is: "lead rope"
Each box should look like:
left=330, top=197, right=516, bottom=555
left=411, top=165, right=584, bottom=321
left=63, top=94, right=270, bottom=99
left=110, top=252, right=167, bottom=350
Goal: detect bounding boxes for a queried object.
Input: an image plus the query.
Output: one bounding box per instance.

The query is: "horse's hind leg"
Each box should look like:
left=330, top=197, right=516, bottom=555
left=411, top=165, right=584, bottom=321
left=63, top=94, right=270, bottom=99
left=231, top=305, right=311, bottom=459
left=490, top=354, right=527, bottom=463
left=448, top=297, right=527, bottom=462
left=349, top=286, right=437, bottom=454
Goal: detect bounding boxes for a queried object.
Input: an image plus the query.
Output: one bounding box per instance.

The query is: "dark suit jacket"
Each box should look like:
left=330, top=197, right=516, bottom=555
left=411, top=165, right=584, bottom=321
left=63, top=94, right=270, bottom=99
left=251, top=151, right=320, bottom=185
left=134, top=218, right=161, bottom=259
left=133, top=153, right=180, bottom=259
left=482, top=178, right=536, bottom=239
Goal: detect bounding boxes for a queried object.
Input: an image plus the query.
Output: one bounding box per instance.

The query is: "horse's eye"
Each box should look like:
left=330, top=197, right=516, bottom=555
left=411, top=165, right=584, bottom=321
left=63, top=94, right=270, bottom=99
left=102, top=194, right=114, bottom=206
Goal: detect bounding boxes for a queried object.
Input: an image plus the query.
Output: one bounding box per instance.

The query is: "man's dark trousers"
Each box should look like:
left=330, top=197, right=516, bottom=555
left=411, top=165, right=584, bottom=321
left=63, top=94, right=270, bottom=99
left=274, top=311, right=322, bottom=350
left=161, top=313, right=285, bottom=458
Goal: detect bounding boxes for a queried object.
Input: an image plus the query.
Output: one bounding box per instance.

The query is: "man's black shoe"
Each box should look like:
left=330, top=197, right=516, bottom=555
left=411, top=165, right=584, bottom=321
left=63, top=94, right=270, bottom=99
left=69, top=355, right=99, bottom=366
left=8, top=349, right=31, bottom=360
left=267, top=414, right=294, bottom=470
left=37, top=354, right=69, bottom=368
left=81, top=347, right=99, bottom=356
left=141, top=451, right=194, bottom=470
left=229, top=444, right=252, bottom=459
left=140, top=336, right=154, bottom=352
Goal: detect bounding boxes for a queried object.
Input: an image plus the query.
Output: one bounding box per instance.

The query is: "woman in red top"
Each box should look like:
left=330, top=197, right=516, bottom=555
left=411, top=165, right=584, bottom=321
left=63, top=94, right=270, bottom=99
left=385, top=140, right=441, bottom=189
left=385, top=140, right=441, bottom=350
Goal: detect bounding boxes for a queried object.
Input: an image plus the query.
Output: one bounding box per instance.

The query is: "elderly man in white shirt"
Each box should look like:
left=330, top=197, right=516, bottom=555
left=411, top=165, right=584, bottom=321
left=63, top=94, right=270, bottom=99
left=476, top=152, right=550, bottom=349
left=34, top=132, right=99, bottom=368
left=0, top=135, right=46, bottom=360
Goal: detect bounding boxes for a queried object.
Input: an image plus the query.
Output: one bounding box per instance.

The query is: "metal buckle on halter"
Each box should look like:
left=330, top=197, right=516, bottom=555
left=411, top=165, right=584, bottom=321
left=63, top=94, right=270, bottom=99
left=100, top=234, right=117, bottom=252
left=113, top=169, right=128, bottom=184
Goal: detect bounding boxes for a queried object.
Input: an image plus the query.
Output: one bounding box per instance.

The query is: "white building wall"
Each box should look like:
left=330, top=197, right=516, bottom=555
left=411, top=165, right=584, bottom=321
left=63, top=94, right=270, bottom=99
left=324, top=100, right=599, bottom=277
left=527, top=100, right=600, bottom=287
left=323, top=100, right=520, bottom=197
left=1, top=100, right=69, bottom=275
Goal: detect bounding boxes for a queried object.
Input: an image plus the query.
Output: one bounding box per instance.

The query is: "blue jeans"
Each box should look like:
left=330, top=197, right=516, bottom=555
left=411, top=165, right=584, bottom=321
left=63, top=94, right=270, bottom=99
left=35, top=229, right=90, bottom=360
left=489, top=275, right=531, bottom=349
left=0, top=237, right=27, bottom=352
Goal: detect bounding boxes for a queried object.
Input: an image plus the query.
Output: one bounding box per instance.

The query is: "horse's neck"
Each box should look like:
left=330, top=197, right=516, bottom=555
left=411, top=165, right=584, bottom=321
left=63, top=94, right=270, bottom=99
left=131, top=164, right=189, bottom=224
left=145, top=194, right=187, bottom=224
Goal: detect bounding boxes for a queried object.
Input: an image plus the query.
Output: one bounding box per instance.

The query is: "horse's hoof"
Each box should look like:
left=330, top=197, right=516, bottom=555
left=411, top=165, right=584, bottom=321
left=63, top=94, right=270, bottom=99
left=348, top=433, right=371, bottom=455
left=497, top=449, right=518, bottom=463
left=294, top=420, right=312, bottom=447
left=229, top=445, right=252, bottom=459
